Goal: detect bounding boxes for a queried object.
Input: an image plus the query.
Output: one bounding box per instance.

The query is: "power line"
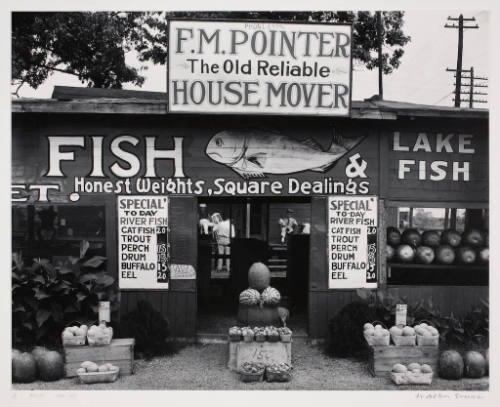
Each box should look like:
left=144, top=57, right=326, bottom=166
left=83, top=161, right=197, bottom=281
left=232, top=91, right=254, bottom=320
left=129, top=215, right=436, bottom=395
left=432, top=91, right=454, bottom=106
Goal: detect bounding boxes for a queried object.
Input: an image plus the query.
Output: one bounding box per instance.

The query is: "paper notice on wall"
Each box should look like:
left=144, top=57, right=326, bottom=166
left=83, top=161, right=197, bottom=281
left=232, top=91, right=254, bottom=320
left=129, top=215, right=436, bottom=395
left=395, top=304, right=407, bottom=326
left=327, top=195, right=378, bottom=289
left=117, top=196, right=170, bottom=289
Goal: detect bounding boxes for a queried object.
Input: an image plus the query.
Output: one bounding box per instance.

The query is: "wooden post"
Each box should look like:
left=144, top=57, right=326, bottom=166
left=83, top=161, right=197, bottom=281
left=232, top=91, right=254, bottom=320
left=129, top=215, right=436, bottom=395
left=454, top=14, right=464, bottom=107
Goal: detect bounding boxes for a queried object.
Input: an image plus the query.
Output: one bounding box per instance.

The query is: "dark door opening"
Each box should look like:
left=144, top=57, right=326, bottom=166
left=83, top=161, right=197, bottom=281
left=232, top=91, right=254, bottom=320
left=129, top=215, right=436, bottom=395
left=196, top=197, right=310, bottom=335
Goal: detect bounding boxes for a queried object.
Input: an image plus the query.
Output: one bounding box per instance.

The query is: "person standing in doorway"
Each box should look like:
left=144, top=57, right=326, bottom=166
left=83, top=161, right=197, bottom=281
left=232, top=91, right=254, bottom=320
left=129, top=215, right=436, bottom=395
left=278, top=208, right=298, bottom=244
left=211, top=212, right=235, bottom=273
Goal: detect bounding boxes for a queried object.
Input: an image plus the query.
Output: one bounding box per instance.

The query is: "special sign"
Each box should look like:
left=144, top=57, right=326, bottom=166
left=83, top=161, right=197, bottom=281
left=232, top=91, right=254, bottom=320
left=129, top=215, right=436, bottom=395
left=168, top=20, right=352, bottom=115
left=328, top=196, right=378, bottom=289
left=118, top=196, right=170, bottom=289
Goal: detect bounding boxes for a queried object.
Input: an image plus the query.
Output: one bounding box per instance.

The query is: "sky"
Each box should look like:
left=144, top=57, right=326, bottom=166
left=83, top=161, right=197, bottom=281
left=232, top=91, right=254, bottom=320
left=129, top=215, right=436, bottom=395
left=12, top=9, right=490, bottom=108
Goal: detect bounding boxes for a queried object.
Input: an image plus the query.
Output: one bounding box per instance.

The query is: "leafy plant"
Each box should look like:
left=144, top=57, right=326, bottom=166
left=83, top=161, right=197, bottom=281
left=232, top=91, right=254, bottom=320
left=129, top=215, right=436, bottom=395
left=326, top=301, right=379, bottom=357
left=12, top=252, right=117, bottom=348
left=326, top=288, right=489, bottom=357
left=118, top=300, right=176, bottom=359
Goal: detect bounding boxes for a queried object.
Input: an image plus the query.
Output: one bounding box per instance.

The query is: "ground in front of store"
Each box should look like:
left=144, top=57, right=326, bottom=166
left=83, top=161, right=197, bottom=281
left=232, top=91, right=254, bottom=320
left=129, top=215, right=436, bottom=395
left=13, top=339, right=488, bottom=391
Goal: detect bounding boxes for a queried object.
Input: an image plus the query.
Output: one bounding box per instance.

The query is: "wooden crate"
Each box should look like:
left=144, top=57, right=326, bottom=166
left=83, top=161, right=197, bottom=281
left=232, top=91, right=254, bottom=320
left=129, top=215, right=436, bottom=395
left=368, top=345, right=438, bottom=377
left=64, top=338, right=135, bottom=378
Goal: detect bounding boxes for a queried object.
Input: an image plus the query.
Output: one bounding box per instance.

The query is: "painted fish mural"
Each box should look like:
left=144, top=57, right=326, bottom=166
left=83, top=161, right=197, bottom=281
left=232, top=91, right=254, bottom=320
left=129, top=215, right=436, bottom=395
left=205, top=129, right=364, bottom=179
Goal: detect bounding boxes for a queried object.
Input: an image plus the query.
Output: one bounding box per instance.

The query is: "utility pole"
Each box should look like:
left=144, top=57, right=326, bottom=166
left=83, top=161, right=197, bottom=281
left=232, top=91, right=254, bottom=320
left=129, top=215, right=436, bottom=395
left=454, top=67, right=488, bottom=108
left=445, top=15, right=478, bottom=107
left=376, top=11, right=384, bottom=99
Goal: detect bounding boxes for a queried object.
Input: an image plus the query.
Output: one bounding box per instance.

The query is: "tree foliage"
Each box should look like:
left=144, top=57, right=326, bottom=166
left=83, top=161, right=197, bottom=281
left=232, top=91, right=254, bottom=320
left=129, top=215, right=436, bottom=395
left=12, top=11, right=410, bottom=92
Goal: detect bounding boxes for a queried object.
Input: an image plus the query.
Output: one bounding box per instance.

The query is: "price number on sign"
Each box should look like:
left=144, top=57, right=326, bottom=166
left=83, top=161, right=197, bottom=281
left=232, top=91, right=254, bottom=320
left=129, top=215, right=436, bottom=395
left=366, top=227, right=377, bottom=283
left=156, top=228, right=169, bottom=284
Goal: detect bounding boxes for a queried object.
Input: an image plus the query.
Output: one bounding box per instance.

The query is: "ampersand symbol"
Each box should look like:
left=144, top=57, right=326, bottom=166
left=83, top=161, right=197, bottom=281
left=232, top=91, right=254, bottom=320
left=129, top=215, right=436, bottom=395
left=345, top=153, right=368, bottom=178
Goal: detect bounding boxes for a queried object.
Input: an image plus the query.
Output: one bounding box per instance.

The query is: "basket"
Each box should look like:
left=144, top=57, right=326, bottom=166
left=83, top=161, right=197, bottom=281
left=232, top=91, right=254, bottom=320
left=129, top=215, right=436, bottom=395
left=390, top=371, right=433, bottom=385
left=280, top=333, right=292, bottom=343
left=87, top=326, right=113, bottom=346
left=229, top=333, right=242, bottom=342
left=267, top=334, right=280, bottom=343
left=414, top=320, right=439, bottom=346
left=61, top=322, right=88, bottom=347
left=416, top=334, right=439, bottom=346
left=255, top=334, right=266, bottom=342
left=265, top=370, right=292, bottom=382
left=78, top=367, right=120, bottom=384
left=243, top=333, right=254, bottom=343
left=364, top=321, right=390, bottom=346
left=391, top=333, right=416, bottom=346
left=238, top=370, right=264, bottom=382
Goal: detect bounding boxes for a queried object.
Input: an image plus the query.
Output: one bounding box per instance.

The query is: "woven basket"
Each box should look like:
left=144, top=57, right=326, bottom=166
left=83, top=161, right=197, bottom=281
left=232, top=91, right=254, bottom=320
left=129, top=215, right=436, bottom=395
left=229, top=333, right=242, bottom=342
left=416, top=333, right=439, bottom=346
left=243, top=333, right=254, bottom=342
left=265, top=370, right=292, bottom=382
left=267, top=334, right=280, bottom=343
left=391, top=371, right=433, bottom=385
left=280, top=333, right=292, bottom=343
left=61, top=322, right=88, bottom=347
left=391, top=333, right=416, bottom=346
left=87, top=327, right=113, bottom=346
left=364, top=321, right=390, bottom=346
left=255, top=334, right=266, bottom=342
left=238, top=370, right=264, bottom=382
left=78, top=367, right=120, bottom=384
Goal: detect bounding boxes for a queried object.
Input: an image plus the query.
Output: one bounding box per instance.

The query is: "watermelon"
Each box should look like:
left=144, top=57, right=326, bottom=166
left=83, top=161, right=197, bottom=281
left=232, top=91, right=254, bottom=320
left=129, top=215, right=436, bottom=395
left=463, top=351, right=486, bottom=378
left=387, top=227, right=402, bottom=246
left=422, top=230, right=441, bottom=248
left=438, top=350, right=464, bottom=380
left=415, top=246, right=435, bottom=264
left=485, top=349, right=489, bottom=375
left=402, top=228, right=421, bottom=248
left=396, top=244, right=415, bottom=263
left=31, top=346, right=49, bottom=362
left=12, top=351, right=37, bottom=383
left=478, top=248, right=489, bottom=263
left=36, top=350, right=64, bottom=381
left=456, top=246, right=476, bottom=264
left=462, top=229, right=485, bottom=247
left=386, top=245, right=395, bottom=261
left=261, top=286, right=281, bottom=305
left=441, top=229, right=462, bottom=247
left=435, top=245, right=456, bottom=265
left=248, top=262, right=270, bottom=291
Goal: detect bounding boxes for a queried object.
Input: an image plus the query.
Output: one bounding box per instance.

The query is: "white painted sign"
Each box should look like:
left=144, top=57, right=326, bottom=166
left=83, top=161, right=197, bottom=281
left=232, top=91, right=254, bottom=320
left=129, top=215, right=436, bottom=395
left=118, top=196, right=170, bottom=289
left=171, top=264, right=196, bottom=280
left=168, top=19, right=352, bottom=116
left=328, top=195, right=378, bottom=289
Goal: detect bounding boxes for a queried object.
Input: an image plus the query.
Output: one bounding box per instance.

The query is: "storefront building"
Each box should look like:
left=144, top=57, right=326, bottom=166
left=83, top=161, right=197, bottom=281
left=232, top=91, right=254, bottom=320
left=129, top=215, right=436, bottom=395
left=12, top=88, right=489, bottom=339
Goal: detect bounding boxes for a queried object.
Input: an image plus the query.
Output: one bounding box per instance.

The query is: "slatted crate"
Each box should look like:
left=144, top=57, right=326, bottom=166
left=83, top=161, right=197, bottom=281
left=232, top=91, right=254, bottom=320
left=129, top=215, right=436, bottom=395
left=64, top=338, right=135, bottom=378
left=368, top=345, right=439, bottom=377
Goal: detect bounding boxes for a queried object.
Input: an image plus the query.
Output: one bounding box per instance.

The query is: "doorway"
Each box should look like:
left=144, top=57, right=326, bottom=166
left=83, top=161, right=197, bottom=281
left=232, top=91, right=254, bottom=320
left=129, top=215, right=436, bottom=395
left=196, top=197, right=310, bottom=335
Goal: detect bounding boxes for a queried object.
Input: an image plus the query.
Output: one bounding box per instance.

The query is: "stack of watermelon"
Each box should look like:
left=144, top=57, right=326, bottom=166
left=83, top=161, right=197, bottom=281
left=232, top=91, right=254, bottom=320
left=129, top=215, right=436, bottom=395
left=387, top=227, right=489, bottom=265
left=12, top=347, right=64, bottom=383
left=438, top=349, right=489, bottom=380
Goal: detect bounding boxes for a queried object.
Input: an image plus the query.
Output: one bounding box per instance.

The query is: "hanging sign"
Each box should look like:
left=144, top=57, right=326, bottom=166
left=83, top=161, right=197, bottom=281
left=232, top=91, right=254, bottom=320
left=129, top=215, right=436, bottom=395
left=117, top=195, right=170, bottom=289
left=327, top=195, right=378, bottom=289
left=168, top=19, right=352, bottom=116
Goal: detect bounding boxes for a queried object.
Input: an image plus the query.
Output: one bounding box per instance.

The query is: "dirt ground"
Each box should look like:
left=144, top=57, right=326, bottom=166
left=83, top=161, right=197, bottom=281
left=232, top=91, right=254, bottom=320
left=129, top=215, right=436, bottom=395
left=12, top=340, right=489, bottom=391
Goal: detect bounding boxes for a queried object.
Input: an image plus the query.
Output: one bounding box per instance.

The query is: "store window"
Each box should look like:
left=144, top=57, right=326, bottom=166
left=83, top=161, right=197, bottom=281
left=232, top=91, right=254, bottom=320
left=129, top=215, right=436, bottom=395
left=388, top=206, right=488, bottom=286
left=12, top=205, right=106, bottom=261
